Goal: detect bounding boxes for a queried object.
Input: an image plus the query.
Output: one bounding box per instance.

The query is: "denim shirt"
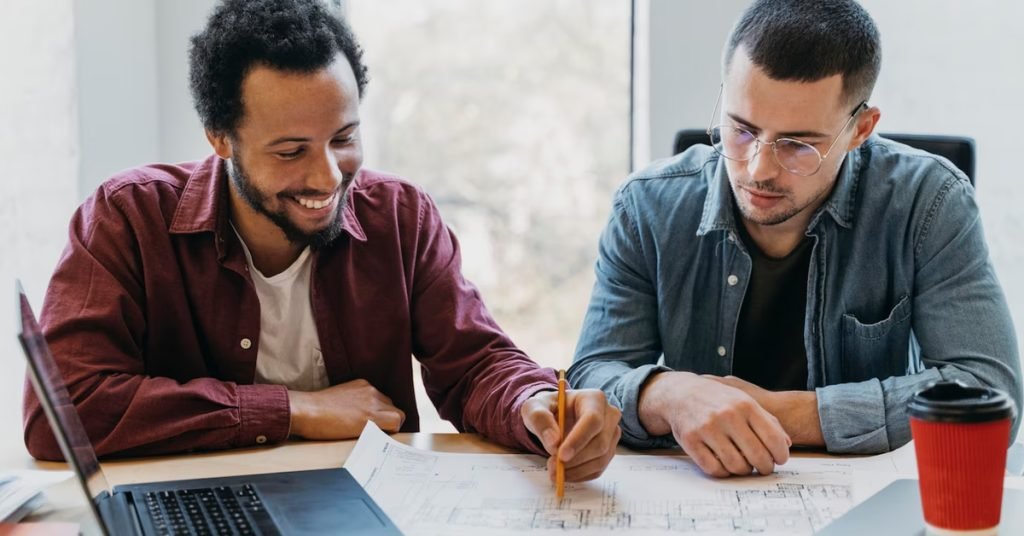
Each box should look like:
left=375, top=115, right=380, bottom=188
left=569, top=135, right=1022, bottom=454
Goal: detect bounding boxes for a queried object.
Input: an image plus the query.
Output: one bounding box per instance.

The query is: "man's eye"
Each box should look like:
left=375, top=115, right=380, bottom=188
left=332, top=136, right=353, bottom=145
left=278, top=148, right=304, bottom=159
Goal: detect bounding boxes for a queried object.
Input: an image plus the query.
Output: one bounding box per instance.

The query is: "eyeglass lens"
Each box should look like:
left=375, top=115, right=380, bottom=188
left=710, top=126, right=822, bottom=175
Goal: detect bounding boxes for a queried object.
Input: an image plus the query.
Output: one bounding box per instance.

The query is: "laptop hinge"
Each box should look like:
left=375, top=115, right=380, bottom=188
left=97, top=490, right=145, bottom=536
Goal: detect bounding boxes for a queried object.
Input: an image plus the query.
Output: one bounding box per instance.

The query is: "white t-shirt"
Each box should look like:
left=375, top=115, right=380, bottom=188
left=234, top=230, right=329, bottom=392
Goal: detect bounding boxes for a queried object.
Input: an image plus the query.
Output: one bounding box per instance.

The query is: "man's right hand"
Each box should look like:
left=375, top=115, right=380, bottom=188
left=288, top=379, right=406, bottom=440
left=638, top=371, right=791, bottom=477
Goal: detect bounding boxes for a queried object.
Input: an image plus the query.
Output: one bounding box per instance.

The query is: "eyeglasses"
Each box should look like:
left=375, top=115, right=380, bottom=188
left=706, top=86, right=867, bottom=176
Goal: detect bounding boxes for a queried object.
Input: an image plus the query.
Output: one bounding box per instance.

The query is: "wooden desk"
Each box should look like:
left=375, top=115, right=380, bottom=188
left=19, top=433, right=593, bottom=534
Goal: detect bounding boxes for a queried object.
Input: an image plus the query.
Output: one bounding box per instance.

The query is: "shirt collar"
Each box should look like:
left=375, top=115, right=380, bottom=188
left=816, top=140, right=863, bottom=230
left=696, top=157, right=739, bottom=236
left=169, top=154, right=368, bottom=242
left=696, top=144, right=864, bottom=237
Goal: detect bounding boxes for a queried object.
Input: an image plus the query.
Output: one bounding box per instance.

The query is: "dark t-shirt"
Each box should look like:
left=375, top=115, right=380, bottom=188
left=732, top=224, right=813, bottom=391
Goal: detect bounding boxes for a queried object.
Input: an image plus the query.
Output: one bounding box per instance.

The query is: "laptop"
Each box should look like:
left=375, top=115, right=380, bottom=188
left=15, top=281, right=403, bottom=536
left=818, top=478, right=1024, bottom=535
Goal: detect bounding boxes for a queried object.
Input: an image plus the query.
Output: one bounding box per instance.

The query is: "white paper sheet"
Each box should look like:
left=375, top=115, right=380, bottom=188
left=345, top=423, right=916, bottom=536
left=0, top=470, right=72, bottom=522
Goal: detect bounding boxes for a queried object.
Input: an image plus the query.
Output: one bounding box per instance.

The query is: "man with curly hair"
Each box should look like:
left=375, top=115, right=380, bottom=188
left=24, top=0, right=621, bottom=483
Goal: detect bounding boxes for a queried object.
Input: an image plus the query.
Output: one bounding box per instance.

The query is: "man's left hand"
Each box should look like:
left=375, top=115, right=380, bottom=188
left=704, top=375, right=824, bottom=447
left=704, top=375, right=772, bottom=405
left=521, top=388, right=622, bottom=482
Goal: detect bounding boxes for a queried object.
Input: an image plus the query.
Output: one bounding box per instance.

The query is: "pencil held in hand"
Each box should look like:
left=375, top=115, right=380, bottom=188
left=556, top=369, right=567, bottom=498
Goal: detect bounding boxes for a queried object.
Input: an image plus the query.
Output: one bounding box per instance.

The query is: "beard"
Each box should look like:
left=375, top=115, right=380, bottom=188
left=732, top=179, right=800, bottom=226
left=730, top=177, right=831, bottom=227
left=227, top=155, right=351, bottom=249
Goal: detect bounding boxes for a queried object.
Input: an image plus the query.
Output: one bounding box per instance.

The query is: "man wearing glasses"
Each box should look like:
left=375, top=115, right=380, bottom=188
left=570, top=0, right=1021, bottom=477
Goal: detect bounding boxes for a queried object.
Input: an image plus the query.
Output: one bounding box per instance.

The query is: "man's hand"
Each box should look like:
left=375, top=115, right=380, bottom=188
left=288, top=379, right=406, bottom=440
left=638, top=371, right=791, bottom=478
left=521, top=389, right=622, bottom=483
left=704, top=375, right=824, bottom=447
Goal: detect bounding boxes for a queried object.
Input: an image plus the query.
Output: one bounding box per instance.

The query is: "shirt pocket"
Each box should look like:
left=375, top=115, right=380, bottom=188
left=841, top=295, right=913, bottom=383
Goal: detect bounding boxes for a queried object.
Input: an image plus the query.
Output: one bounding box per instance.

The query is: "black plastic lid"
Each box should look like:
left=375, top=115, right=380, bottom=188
left=907, top=382, right=1016, bottom=423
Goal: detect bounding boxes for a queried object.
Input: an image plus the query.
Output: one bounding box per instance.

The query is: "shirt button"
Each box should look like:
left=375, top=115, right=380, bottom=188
left=255, top=435, right=267, bottom=444
left=240, top=338, right=252, bottom=350
left=727, top=275, right=739, bottom=286
left=717, top=346, right=727, bottom=357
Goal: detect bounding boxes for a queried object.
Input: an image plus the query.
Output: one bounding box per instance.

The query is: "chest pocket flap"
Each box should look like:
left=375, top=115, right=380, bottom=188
left=841, top=294, right=913, bottom=383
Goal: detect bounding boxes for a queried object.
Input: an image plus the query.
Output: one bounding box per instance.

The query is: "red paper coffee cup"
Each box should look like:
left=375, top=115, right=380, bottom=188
left=909, top=382, right=1016, bottom=534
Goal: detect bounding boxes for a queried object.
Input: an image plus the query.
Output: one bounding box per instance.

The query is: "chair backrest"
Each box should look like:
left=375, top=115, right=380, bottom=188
left=672, top=129, right=976, bottom=185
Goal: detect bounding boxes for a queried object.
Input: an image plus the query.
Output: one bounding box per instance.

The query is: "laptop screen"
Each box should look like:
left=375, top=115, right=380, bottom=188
left=15, top=282, right=113, bottom=511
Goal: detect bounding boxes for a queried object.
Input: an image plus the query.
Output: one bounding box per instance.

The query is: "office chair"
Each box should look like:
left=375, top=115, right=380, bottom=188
left=672, top=129, right=976, bottom=186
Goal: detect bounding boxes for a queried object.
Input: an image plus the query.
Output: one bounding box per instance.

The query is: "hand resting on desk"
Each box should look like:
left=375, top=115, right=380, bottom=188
left=703, top=374, right=824, bottom=448
left=638, top=371, right=792, bottom=478
left=287, top=379, right=407, bottom=439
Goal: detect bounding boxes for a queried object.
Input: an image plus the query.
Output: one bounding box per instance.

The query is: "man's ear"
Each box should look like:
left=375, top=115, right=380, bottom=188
left=206, top=130, right=234, bottom=160
left=847, top=106, right=881, bottom=152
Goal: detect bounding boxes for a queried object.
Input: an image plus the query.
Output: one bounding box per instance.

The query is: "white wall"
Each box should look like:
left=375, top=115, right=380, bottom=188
left=155, top=0, right=218, bottom=165
left=76, top=0, right=214, bottom=198
left=74, top=0, right=160, bottom=198
left=635, top=0, right=748, bottom=166
left=0, top=0, right=79, bottom=466
left=640, top=0, right=1024, bottom=365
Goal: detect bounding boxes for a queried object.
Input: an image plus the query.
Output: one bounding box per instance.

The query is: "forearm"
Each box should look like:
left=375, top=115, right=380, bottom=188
left=637, top=370, right=691, bottom=436
left=449, top=352, right=558, bottom=452
left=569, top=359, right=673, bottom=448
left=817, top=361, right=1019, bottom=454
left=762, top=390, right=823, bottom=447
left=25, top=373, right=290, bottom=460
left=699, top=375, right=822, bottom=447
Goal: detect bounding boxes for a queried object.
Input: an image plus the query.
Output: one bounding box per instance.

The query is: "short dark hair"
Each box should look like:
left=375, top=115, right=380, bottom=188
left=189, top=0, right=369, bottom=135
left=723, top=0, right=881, bottom=107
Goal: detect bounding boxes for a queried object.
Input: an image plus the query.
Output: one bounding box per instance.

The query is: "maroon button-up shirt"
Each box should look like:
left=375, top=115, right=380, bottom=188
left=23, top=155, right=557, bottom=460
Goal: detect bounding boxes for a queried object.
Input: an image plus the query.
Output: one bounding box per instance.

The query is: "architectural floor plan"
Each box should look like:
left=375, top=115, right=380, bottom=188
left=344, top=423, right=915, bottom=536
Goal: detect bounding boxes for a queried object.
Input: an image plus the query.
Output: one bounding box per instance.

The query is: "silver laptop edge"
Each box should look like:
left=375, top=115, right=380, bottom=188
left=15, top=279, right=114, bottom=535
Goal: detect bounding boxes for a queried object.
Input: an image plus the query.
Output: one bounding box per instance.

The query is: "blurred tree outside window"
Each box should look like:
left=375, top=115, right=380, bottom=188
left=347, top=1, right=631, bottom=374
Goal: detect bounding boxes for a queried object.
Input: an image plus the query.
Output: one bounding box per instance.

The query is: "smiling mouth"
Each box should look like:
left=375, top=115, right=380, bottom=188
left=291, top=192, right=337, bottom=210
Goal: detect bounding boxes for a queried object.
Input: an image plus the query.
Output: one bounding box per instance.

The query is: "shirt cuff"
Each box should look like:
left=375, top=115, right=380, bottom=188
left=511, top=380, right=560, bottom=456
left=816, top=380, right=891, bottom=454
left=611, top=363, right=676, bottom=449
left=236, top=383, right=291, bottom=447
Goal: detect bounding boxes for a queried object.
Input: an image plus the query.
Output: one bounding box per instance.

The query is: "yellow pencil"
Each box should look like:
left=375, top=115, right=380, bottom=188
left=556, top=369, right=567, bottom=499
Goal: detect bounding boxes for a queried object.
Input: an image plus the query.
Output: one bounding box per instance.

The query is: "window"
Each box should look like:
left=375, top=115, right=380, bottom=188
left=347, top=1, right=631, bottom=371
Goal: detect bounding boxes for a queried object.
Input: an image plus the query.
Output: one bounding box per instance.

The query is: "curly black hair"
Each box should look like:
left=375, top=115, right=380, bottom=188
left=188, top=0, right=369, bottom=135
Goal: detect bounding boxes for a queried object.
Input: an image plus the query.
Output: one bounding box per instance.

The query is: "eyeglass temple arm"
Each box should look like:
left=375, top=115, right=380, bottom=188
left=821, top=100, right=870, bottom=158
left=706, top=85, right=725, bottom=135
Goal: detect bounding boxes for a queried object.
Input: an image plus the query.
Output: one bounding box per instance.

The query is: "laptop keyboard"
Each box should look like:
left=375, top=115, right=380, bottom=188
left=142, top=484, right=280, bottom=536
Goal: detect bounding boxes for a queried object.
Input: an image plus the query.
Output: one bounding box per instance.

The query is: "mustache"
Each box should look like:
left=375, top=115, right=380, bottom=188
left=277, top=173, right=356, bottom=199
left=739, top=179, right=788, bottom=195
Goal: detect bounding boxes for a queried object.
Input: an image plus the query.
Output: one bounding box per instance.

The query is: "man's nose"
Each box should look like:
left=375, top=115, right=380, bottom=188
left=309, top=148, right=344, bottom=192
left=747, top=142, right=782, bottom=182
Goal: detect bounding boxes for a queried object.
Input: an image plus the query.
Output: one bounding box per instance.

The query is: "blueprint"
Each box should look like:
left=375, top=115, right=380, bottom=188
left=344, top=422, right=915, bottom=536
